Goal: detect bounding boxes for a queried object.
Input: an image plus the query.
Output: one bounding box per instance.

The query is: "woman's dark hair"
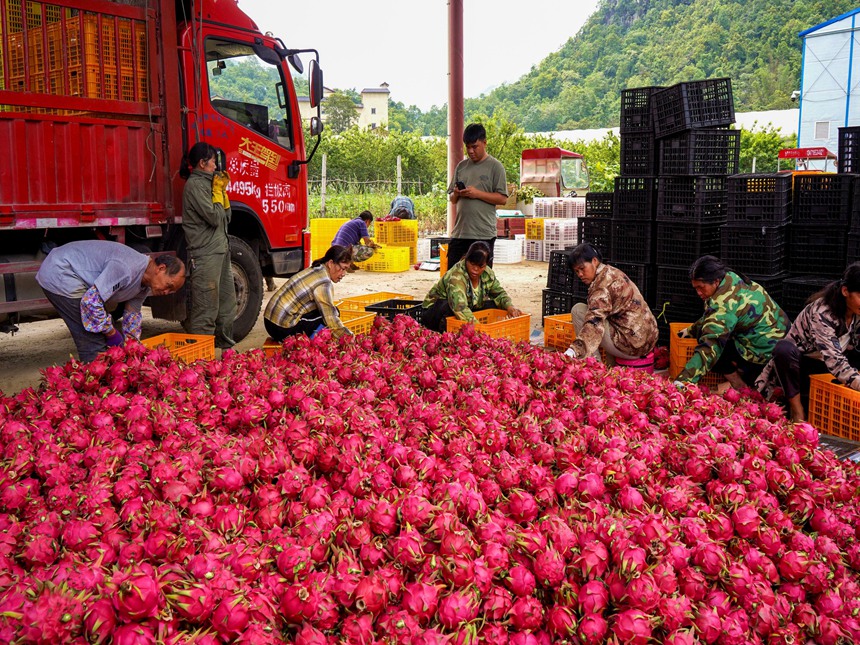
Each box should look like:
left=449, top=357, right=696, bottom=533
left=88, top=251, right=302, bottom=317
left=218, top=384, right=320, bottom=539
left=179, top=142, right=216, bottom=179
left=312, top=245, right=353, bottom=268
left=359, top=210, right=373, bottom=222
left=810, top=262, right=860, bottom=318
left=464, top=241, right=491, bottom=266
left=689, top=255, right=729, bottom=283
left=568, top=243, right=602, bottom=268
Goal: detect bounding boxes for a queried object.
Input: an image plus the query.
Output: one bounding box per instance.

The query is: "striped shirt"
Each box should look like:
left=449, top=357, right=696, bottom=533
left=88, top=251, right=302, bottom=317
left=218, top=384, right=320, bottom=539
left=264, top=265, right=350, bottom=338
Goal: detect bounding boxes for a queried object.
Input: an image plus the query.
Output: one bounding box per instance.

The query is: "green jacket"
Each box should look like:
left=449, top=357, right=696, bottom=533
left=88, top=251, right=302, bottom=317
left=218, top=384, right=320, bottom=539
left=679, top=271, right=789, bottom=383
left=422, top=259, right=513, bottom=323
left=182, top=169, right=231, bottom=256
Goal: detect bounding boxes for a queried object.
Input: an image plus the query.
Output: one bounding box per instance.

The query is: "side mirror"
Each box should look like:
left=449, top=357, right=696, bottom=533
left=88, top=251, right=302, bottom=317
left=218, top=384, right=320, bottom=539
left=252, top=41, right=281, bottom=66
left=309, top=60, right=324, bottom=108
left=310, top=116, right=323, bottom=137
left=287, top=53, right=304, bottom=75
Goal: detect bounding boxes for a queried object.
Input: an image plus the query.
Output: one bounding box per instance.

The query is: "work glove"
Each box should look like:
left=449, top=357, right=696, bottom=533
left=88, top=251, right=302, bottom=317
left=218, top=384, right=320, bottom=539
left=673, top=380, right=687, bottom=389
left=563, top=347, right=576, bottom=359
left=212, top=171, right=231, bottom=209
left=105, top=329, right=124, bottom=348
left=677, top=326, right=692, bottom=338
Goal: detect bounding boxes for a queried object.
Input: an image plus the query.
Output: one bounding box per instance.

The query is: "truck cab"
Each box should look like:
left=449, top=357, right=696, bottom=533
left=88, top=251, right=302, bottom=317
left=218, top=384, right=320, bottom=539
left=520, top=147, right=590, bottom=198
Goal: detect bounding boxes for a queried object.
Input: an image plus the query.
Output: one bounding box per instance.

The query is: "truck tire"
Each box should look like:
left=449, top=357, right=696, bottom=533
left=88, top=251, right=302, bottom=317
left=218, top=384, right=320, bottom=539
left=228, top=235, right=263, bottom=342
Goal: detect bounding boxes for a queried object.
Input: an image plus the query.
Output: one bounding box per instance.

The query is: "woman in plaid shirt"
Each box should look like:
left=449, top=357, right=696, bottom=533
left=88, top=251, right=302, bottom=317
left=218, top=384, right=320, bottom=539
left=264, top=245, right=354, bottom=341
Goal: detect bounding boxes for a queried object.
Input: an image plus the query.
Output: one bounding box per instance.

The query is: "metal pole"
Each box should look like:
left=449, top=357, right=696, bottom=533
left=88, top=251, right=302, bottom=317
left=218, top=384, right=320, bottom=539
left=321, top=153, right=327, bottom=216
left=397, top=155, right=402, bottom=195
left=447, top=0, right=464, bottom=237
left=752, top=156, right=756, bottom=173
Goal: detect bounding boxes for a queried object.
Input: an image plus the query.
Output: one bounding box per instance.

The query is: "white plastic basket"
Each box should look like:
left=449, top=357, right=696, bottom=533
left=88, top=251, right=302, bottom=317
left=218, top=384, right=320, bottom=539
left=544, top=218, right=579, bottom=244
left=417, top=238, right=432, bottom=262
left=493, top=238, right=523, bottom=264
left=543, top=240, right=570, bottom=261
left=526, top=240, right=545, bottom=262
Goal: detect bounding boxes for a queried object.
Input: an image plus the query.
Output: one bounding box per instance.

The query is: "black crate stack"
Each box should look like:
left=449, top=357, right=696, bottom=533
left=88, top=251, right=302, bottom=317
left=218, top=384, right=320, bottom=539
left=789, top=173, right=853, bottom=277
left=840, top=127, right=860, bottom=266
left=722, top=173, right=792, bottom=306
left=650, top=78, right=736, bottom=323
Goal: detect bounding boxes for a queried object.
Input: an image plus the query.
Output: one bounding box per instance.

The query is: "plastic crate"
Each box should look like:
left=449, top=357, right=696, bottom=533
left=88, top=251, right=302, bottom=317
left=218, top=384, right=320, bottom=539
left=365, top=299, right=424, bottom=322
left=620, top=86, right=663, bottom=133
left=375, top=220, right=418, bottom=245
left=585, top=192, right=614, bottom=217
left=542, top=289, right=577, bottom=322
left=668, top=322, right=727, bottom=389
left=612, top=221, right=655, bottom=263
left=793, top=174, right=854, bottom=224
left=543, top=240, right=569, bottom=262
left=720, top=224, right=788, bottom=276
left=789, top=224, right=849, bottom=276
left=526, top=218, right=545, bottom=240
left=141, top=333, right=215, bottom=362
left=310, top=218, right=350, bottom=259
left=550, top=198, right=586, bottom=219
left=341, top=310, right=377, bottom=335
left=655, top=266, right=703, bottom=321
left=659, top=130, right=741, bottom=176
left=446, top=309, right=531, bottom=342
left=620, top=132, right=658, bottom=176
left=526, top=240, right=545, bottom=262
left=533, top=198, right=552, bottom=218
left=848, top=233, right=860, bottom=264
left=726, top=174, right=793, bottom=224
left=440, top=244, right=448, bottom=276
left=417, top=238, right=432, bottom=262
left=578, top=218, right=613, bottom=260
left=547, top=249, right=578, bottom=294
left=748, top=272, right=790, bottom=306
left=782, top=275, right=833, bottom=320
left=652, top=78, right=735, bottom=138
left=808, top=373, right=860, bottom=441
left=338, top=292, right=415, bottom=312
left=430, top=237, right=451, bottom=258
left=262, top=337, right=281, bottom=358
left=838, top=126, right=860, bottom=174
left=355, top=245, right=411, bottom=273
left=613, top=261, right=656, bottom=303
left=493, top=238, right=523, bottom=264
left=656, top=222, right=722, bottom=268
left=656, top=176, right=727, bottom=223
left=544, top=219, right=579, bottom=244
left=544, top=313, right=577, bottom=350
left=614, top=176, right=657, bottom=221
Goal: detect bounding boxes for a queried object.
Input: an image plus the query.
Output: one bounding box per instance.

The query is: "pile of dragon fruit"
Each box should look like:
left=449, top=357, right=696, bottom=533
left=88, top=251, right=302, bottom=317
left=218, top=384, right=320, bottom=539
left=1, top=315, right=860, bottom=644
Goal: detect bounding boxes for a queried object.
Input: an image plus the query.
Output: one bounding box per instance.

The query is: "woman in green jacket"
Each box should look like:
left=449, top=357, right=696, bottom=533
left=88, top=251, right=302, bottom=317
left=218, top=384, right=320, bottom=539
left=420, top=241, right=523, bottom=332
left=675, top=255, right=789, bottom=389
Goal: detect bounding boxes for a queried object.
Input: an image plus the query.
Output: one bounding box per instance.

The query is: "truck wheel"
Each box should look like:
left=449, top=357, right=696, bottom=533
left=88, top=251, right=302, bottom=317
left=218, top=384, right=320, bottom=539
left=228, top=235, right=263, bottom=342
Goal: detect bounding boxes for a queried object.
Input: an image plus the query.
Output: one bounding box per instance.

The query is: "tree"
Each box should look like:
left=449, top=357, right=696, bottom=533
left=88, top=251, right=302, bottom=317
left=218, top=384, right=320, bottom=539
left=324, top=92, right=359, bottom=133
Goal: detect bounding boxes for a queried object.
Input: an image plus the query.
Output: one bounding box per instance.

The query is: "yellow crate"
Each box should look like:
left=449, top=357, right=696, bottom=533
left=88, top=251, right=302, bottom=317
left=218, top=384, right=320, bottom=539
left=355, top=245, right=411, bottom=273
left=338, top=292, right=414, bottom=312
left=142, top=333, right=215, bottom=362
left=310, top=218, right=350, bottom=259
left=544, top=313, right=576, bottom=350
left=809, top=373, right=860, bottom=441
left=341, top=310, right=376, bottom=335
left=446, top=309, right=531, bottom=343
left=440, top=244, right=448, bottom=277
left=526, top=218, right=545, bottom=240
left=375, top=220, right=418, bottom=246
left=669, top=322, right=725, bottom=389
left=262, top=337, right=281, bottom=358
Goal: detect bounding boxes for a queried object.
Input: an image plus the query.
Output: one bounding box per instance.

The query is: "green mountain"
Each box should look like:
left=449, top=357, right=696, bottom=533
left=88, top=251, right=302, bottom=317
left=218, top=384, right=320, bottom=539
left=410, top=0, right=855, bottom=133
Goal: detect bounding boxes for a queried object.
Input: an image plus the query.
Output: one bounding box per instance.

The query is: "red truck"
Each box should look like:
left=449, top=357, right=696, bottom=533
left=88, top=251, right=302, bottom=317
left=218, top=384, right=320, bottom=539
left=0, top=0, right=324, bottom=340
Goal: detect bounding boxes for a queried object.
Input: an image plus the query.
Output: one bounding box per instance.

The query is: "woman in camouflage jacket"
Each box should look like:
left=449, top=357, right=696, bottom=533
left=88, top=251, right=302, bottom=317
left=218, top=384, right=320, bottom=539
left=676, top=255, right=789, bottom=390
left=756, top=262, right=860, bottom=422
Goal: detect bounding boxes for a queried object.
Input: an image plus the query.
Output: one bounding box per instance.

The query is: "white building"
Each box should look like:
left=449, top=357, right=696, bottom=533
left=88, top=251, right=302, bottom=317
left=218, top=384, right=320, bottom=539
left=298, top=83, right=390, bottom=130
left=797, top=8, right=860, bottom=153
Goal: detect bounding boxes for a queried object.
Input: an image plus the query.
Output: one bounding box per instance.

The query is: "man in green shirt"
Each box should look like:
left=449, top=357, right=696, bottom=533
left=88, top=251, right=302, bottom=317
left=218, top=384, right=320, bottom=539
left=447, top=123, right=508, bottom=267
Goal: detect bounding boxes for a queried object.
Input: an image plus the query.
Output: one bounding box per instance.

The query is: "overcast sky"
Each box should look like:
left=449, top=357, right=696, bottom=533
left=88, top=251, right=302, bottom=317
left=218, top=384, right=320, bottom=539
left=241, top=0, right=600, bottom=111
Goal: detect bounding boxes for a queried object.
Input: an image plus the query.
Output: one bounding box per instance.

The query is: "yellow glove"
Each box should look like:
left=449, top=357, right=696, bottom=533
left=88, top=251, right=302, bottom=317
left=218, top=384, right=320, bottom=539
left=211, top=172, right=231, bottom=209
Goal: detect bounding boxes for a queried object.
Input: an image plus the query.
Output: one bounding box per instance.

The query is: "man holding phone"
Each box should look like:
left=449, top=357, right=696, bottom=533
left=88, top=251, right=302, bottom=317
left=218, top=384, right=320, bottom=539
left=448, top=123, right=509, bottom=267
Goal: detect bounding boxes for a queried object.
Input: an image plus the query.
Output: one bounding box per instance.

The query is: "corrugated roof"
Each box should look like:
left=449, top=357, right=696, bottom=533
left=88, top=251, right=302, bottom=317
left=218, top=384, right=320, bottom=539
left=361, top=88, right=390, bottom=94
left=799, top=7, right=860, bottom=37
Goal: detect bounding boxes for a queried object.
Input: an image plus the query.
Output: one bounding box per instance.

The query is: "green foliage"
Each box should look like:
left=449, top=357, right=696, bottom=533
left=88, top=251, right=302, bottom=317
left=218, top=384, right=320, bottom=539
left=738, top=124, right=797, bottom=173
left=324, top=92, right=360, bottom=133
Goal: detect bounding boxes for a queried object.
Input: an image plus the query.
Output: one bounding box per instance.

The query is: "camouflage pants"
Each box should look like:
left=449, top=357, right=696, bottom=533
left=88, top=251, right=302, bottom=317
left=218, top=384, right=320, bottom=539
left=352, top=245, right=375, bottom=262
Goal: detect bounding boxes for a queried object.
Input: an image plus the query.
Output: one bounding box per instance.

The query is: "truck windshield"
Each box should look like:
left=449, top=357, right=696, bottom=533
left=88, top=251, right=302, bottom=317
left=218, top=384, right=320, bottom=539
left=560, top=157, right=589, bottom=192
left=206, top=38, right=293, bottom=151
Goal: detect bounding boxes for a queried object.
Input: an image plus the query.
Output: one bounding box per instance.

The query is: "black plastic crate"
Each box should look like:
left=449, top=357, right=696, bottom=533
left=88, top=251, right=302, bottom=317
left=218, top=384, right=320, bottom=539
left=839, top=126, right=860, bottom=174
left=430, top=237, right=451, bottom=258
left=793, top=174, right=854, bottom=224
left=546, top=249, right=583, bottom=296
left=653, top=307, right=672, bottom=348
left=655, top=265, right=702, bottom=320
left=789, top=223, right=850, bottom=276
left=726, top=173, right=793, bottom=224
left=848, top=233, right=860, bottom=264
left=613, top=261, right=656, bottom=302
left=656, top=176, right=727, bottom=223
left=612, top=220, right=655, bottom=263
left=656, top=222, right=723, bottom=267
left=542, top=289, right=578, bottom=322
left=585, top=192, right=614, bottom=217
left=782, top=275, right=834, bottom=319
left=619, top=86, right=663, bottom=133
left=365, top=299, right=424, bottom=322
left=578, top=217, right=613, bottom=261
left=620, top=132, right=658, bottom=176
left=747, top=272, right=790, bottom=306
left=613, top=176, right=657, bottom=221
left=659, top=130, right=741, bottom=175
left=720, top=224, right=788, bottom=275
left=652, top=78, right=735, bottom=138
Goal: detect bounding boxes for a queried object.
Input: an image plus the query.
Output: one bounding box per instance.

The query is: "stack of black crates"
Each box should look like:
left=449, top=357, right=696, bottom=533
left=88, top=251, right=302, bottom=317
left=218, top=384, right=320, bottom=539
left=650, top=78, right=738, bottom=327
